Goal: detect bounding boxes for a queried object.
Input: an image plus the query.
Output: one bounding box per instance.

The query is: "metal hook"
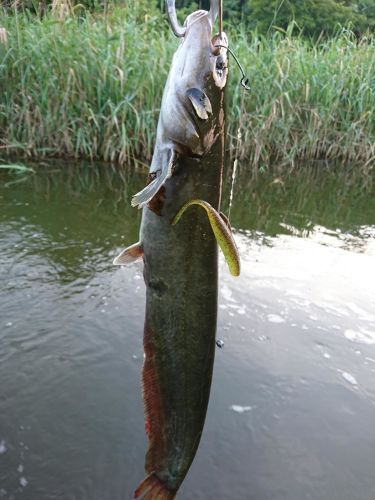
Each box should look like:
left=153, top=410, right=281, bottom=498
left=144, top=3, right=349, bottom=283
left=166, top=0, right=186, bottom=38
left=219, top=0, right=223, bottom=38
left=240, top=77, right=251, bottom=91
left=215, top=45, right=251, bottom=91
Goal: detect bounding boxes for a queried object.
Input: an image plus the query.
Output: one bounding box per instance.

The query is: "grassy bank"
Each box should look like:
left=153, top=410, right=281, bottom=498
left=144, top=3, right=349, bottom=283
left=1, top=5, right=375, bottom=170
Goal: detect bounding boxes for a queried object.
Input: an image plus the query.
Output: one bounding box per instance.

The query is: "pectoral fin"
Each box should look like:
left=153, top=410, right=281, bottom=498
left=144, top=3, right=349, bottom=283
left=113, top=242, right=143, bottom=265
left=131, top=150, right=176, bottom=209
left=172, top=200, right=240, bottom=277
left=186, top=88, right=212, bottom=120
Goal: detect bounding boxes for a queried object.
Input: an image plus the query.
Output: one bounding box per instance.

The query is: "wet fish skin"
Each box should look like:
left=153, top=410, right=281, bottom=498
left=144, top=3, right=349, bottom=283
left=137, top=146, right=224, bottom=497
left=113, top=4, right=229, bottom=498
left=131, top=7, right=228, bottom=210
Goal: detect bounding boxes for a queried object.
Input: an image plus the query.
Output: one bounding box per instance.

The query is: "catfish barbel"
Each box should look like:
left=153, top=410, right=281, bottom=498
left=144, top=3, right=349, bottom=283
left=114, top=1, right=239, bottom=497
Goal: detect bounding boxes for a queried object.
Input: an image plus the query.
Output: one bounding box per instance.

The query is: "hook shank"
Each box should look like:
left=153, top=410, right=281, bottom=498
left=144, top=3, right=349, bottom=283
left=166, top=0, right=186, bottom=38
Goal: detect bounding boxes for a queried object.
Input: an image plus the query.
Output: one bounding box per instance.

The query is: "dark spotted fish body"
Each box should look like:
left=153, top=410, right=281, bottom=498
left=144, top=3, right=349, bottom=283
left=114, top=3, right=233, bottom=498
left=136, top=146, right=224, bottom=499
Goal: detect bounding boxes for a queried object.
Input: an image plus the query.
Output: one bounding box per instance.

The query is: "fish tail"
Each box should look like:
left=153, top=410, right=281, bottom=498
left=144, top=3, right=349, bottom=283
left=134, top=473, right=176, bottom=500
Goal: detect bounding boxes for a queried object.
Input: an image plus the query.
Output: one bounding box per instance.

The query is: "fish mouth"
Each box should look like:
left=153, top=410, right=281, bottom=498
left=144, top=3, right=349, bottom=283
left=211, top=32, right=229, bottom=88
left=185, top=11, right=229, bottom=88
left=180, top=10, right=229, bottom=89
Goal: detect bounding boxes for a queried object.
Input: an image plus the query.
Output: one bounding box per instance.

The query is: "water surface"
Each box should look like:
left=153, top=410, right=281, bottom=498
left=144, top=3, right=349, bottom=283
left=0, top=164, right=374, bottom=500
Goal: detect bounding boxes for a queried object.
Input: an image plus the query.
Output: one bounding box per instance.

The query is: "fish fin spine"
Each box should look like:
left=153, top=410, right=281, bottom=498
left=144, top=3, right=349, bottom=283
left=131, top=150, right=176, bottom=209
left=113, top=242, right=143, bottom=265
left=131, top=175, right=165, bottom=209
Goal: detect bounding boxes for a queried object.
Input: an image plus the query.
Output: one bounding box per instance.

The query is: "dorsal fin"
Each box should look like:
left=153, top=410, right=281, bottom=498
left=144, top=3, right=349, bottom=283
left=113, top=242, right=143, bottom=265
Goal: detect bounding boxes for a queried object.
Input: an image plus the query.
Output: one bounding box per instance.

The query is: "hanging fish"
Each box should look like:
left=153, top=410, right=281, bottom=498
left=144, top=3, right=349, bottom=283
left=114, top=1, right=240, bottom=498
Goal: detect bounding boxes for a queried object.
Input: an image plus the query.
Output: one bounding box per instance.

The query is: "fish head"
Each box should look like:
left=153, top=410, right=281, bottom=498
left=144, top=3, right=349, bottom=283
left=166, top=1, right=229, bottom=91
left=162, top=1, right=229, bottom=156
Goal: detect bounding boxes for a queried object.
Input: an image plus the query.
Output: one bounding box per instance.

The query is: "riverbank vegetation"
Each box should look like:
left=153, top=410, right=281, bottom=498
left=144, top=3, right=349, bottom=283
left=1, top=2, right=375, bottom=170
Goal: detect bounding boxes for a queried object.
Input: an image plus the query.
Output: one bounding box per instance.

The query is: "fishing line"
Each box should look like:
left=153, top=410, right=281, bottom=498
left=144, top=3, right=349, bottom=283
left=227, top=157, right=238, bottom=222
left=219, top=0, right=223, bottom=37
left=216, top=2, right=247, bottom=222
left=214, top=45, right=251, bottom=90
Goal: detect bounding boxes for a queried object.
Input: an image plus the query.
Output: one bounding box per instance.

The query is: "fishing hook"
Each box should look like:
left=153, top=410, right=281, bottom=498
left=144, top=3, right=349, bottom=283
left=214, top=44, right=251, bottom=91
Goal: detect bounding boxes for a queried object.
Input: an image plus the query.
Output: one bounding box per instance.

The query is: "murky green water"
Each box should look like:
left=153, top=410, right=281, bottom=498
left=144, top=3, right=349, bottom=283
left=1, top=163, right=375, bottom=500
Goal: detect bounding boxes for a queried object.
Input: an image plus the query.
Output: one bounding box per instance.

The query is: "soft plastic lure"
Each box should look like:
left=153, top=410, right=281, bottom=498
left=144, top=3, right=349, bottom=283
left=172, top=199, right=241, bottom=277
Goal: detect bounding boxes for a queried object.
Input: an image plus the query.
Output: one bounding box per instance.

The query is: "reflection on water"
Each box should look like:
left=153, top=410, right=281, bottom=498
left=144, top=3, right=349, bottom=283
left=0, top=163, right=375, bottom=500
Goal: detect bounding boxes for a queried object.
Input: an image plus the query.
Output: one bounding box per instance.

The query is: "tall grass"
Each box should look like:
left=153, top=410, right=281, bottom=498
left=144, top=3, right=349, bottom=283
left=1, top=5, right=375, bottom=170
left=230, top=29, right=375, bottom=170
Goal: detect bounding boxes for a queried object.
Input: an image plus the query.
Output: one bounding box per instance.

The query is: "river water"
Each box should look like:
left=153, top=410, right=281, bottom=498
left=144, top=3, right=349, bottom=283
left=0, top=163, right=374, bottom=500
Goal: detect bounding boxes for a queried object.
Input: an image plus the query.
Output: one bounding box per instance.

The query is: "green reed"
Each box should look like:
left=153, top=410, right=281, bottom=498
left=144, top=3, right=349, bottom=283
left=1, top=5, right=375, bottom=170
left=229, top=28, right=375, bottom=171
